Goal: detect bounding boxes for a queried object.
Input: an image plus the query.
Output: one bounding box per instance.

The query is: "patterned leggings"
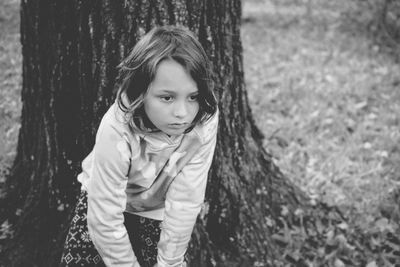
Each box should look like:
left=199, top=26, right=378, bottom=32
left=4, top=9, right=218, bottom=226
left=60, top=191, right=161, bottom=267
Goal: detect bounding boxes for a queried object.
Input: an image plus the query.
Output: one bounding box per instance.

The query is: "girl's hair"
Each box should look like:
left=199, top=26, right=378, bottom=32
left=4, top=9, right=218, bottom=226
left=116, top=25, right=217, bottom=134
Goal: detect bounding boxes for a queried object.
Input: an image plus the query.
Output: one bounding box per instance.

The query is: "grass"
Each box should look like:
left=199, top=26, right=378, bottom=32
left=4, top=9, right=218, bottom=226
left=242, top=0, right=400, bottom=230
left=0, top=0, right=399, bottom=236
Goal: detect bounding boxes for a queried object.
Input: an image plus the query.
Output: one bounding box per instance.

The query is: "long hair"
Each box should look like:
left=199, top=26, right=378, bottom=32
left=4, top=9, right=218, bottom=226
left=116, top=25, right=217, bottom=133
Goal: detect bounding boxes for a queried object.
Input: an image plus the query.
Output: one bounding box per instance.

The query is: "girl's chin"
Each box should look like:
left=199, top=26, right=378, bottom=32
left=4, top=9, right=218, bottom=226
left=161, top=127, right=187, bottom=136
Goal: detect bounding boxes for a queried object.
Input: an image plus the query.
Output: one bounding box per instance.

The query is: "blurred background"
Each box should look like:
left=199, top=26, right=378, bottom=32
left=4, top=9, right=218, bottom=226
left=241, top=0, right=400, bottom=235
left=1, top=0, right=399, bottom=240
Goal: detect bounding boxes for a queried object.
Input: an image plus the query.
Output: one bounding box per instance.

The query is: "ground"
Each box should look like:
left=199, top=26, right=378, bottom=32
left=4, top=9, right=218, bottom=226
left=0, top=0, right=399, bottom=246
left=242, top=0, right=400, bottom=233
left=0, top=0, right=20, bottom=186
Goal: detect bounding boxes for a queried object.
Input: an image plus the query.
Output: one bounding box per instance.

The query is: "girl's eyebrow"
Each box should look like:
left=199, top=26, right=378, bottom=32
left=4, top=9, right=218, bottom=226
left=158, top=89, right=198, bottom=94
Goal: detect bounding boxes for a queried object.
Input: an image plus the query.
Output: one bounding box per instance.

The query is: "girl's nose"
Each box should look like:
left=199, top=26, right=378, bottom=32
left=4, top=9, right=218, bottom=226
left=173, top=101, right=187, bottom=118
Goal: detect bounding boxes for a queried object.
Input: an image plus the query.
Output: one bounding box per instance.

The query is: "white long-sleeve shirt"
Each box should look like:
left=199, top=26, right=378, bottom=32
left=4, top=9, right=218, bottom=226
left=77, top=102, right=218, bottom=267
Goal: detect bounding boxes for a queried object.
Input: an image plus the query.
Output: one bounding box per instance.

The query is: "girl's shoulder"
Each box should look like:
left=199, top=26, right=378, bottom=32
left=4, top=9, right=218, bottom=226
left=96, top=103, right=141, bottom=143
left=191, top=108, right=219, bottom=144
left=98, top=103, right=127, bottom=131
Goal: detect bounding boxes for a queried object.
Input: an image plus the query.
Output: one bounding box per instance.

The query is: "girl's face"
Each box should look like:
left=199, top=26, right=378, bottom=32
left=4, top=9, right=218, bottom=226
left=143, top=59, right=199, bottom=136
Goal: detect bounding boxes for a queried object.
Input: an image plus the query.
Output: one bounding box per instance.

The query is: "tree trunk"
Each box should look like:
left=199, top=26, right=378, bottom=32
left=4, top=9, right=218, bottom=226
left=0, top=0, right=374, bottom=266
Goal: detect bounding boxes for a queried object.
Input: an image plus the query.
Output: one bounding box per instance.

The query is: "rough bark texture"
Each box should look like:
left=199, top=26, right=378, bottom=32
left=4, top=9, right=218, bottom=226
left=0, top=0, right=371, bottom=267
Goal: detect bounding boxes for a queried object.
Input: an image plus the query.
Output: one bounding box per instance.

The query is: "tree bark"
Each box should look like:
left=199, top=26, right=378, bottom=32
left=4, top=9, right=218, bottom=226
left=0, top=0, right=375, bottom=266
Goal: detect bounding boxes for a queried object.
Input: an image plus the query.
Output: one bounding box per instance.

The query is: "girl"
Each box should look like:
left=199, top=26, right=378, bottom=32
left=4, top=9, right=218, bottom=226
left=60, top=25, right=218, bottom=267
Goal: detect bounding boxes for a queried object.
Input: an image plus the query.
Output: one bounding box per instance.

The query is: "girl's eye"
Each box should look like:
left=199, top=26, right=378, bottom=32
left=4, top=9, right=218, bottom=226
left=189, top=95, right=199, bottom=101
left=160, top=96, right=173, bottom=102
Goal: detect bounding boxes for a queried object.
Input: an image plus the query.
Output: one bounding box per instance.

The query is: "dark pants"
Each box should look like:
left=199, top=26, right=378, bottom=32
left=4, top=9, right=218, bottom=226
left=60, top=191, right=161, bottom=267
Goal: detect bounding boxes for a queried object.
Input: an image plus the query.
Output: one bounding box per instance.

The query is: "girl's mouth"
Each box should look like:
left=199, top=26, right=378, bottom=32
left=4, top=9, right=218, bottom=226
left=168, top=123, right=188, bottom=129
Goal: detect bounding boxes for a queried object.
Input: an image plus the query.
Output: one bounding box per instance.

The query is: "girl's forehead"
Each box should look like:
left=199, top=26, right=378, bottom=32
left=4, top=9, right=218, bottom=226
left=154, top=59, right=188, bottom=76
left=150, top=59, right=198, bottom=92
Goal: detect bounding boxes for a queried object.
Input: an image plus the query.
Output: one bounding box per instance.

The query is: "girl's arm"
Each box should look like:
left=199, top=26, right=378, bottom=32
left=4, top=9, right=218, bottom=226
left=86, top=120, right=140, bottom=267
left=157, top=114, right=218, bottom=267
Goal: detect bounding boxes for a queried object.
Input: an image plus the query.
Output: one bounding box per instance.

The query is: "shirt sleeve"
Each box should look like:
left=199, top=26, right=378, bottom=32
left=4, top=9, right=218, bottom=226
left=157, top=116, right=218, bottom=267
left=86, top=120, right=140, bottom=267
